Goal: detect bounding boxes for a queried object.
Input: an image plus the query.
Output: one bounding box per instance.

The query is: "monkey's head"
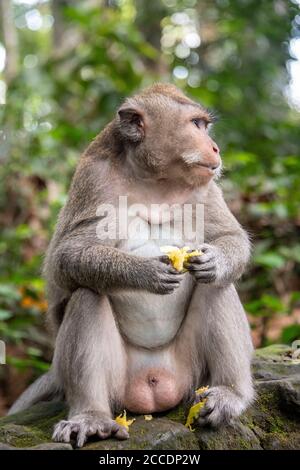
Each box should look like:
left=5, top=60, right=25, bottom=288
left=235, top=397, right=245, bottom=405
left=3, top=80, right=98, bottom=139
left=116, top=83, right=221, bottom=187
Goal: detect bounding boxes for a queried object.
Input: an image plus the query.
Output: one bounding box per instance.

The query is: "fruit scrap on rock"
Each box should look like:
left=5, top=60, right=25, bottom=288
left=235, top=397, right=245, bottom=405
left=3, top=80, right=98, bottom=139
left=115, top=410, right=135, bottom=431
left=185, top=386, right=209, bottom=432
left=144, top=414, right=153, bottom=421
left=160, top=246, right=202, bottom=272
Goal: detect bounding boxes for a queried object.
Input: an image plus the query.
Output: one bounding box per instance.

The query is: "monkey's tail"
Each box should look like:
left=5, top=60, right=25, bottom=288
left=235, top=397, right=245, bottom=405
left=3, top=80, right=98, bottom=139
left=7, top=370, right=61, bottom=416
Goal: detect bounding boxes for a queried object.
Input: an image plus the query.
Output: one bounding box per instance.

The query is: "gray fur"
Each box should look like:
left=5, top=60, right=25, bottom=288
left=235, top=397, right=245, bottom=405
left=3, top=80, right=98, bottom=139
left=8, top=370, right=60, bottom=415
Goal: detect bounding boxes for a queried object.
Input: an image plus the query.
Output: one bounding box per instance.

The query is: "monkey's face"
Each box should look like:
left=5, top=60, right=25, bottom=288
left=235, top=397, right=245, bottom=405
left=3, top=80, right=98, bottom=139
left=117, top=87, right=221, bottom=187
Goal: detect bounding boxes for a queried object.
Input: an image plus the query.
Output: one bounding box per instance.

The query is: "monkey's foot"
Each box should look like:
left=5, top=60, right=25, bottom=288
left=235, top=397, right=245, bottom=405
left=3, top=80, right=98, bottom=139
left=194, top=385, right=246, bottom=427
left=52, top=412, right=129, bottom=448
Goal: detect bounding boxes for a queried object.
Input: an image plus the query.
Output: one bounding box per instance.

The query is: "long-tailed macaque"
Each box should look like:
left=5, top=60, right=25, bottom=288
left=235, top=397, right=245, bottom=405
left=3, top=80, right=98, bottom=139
left=9, top=84, right=254, bottom=447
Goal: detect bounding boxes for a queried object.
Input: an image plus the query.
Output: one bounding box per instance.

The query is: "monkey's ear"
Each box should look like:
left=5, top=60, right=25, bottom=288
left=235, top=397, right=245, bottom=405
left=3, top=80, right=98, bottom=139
left=117, top=106, right=145, bottom=142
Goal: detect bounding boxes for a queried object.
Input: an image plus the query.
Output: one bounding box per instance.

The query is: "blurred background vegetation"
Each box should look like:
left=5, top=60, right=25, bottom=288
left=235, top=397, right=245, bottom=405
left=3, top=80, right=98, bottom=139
left=0, top=0, right=300, bottom=414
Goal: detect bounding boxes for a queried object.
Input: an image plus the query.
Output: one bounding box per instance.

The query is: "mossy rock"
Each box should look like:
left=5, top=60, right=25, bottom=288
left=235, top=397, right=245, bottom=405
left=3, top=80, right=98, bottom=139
left=253, top=344, right=300, bottom=380
left=0, top=346, right=299, bottom=450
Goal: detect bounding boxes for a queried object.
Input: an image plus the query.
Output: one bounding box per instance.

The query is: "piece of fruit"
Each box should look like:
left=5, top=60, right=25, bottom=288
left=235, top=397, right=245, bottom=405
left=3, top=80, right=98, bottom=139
left=195, top=385, right=209, bottom=396
left=185, top=386, right=209, bottom=431
left=115, top=410, right=135, bottom=431
left=144, top=414, right=153, bottom=421
left=160, top=246, right=202, bottom=272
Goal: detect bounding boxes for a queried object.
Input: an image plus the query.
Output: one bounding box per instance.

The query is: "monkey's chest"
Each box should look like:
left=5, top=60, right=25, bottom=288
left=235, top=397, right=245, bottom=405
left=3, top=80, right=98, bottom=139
left=110, top=220, right=196, bottom=348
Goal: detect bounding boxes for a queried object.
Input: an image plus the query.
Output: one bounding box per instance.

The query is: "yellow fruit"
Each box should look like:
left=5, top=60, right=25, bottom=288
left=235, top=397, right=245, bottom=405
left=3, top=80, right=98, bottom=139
left=115, top=410, right=135, bottom=431
left=144, top=414, right=153, bottom=421
left=160, top=246, right=202, bottom=272
left=185, top=386, right=209, bottom=431
left=195, top=386, right=209, bottom=396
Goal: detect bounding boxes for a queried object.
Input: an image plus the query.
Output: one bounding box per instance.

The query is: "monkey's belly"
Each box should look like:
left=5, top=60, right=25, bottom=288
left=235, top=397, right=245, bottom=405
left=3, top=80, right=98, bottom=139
left=110, top=275, right=194, bottom=348
left=124, top=367, right=184, bottom=414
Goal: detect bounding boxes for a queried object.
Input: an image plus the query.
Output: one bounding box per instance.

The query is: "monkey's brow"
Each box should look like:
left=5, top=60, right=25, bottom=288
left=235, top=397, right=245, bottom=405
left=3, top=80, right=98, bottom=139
left=189, top=107, right=215, bottom=123
left=183, top=101, right=213, bottom=119
left=194, top=106, right=219, bottom=124
left=185, top=102, right=203, bottom=110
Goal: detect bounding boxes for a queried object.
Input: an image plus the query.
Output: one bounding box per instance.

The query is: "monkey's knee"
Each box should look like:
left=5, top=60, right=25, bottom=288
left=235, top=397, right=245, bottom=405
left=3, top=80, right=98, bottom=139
left=196, top=284, right=253, bottom=353
left=63, top=288, right=103, bottom=321
left=53, top=288, right=121, bottom=361
left=56, top=288, right=116, bottom=339
left=52, top=287, right=126, bottom=401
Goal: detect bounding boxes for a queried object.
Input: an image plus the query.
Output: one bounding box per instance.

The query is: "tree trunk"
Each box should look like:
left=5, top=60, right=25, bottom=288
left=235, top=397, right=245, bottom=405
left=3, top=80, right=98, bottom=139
left=51, top=0, right=69, bottom=50
left=0, top=0, right=19, bottom=83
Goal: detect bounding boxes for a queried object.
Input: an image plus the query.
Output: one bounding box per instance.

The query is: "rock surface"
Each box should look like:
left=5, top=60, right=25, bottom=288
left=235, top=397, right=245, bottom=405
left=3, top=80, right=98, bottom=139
left=0, top=345, right=299, bottom=450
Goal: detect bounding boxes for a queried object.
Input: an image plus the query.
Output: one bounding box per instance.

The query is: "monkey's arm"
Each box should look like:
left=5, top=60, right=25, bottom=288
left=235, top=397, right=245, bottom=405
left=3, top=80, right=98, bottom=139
left=186, top=182, right=250, bottom=286
left=45, top=155, right=183, bottom=296
left=47, top=221, right=182, bottom=296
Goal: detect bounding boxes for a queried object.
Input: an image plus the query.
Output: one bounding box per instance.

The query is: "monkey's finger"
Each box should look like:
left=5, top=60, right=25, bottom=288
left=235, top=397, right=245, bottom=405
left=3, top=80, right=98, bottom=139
left=199, top=252, right=214, bottom=263
left=194, top=272, right=216, bottom=283
left=161, top=274, right=184, bottom=284
left=164, top=281, right=182, bottom=287
left=161, top=264, right=183, bottom=275
left=201, top=408, right=223, bottom=428
left=53, top=421, right=73, bottom=443
left=197, top=244, right=212, bottom=253
left=183, top=259, right=215, bottom=271
left=158, top=255, right=172, bottom=265
left=110, top=421, right=119, bottom=431
left=76, top=427, right=88, bottom=448
left=167, top=272, right=185, bottom=281
left=60, top=424, right=72, bottom=442
left=195, top=271, right=216, bottom=278
left=96, top=424, right=111, bottom=440
left=157, top=284, right=179, bottom=294
left=185, top=262, right=215, bottom=272
left=198, top=405, right=214, bottom=419
left=197, top=416, right=211, bottom=427
left=198, top=389, right=210, bottom=399
left=114, top=425, right=130, bottom=440
left=194, top=270, right=216, bottom=277
left=97, top=430, right=111, bottom=439
left=149, top=284, right=173, bottom=295
left=187, top=252, right=214, bottom=265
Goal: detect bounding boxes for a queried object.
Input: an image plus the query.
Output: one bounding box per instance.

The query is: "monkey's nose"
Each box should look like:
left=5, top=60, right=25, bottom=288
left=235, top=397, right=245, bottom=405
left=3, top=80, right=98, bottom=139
left=212, top=144, right=219, bottom=154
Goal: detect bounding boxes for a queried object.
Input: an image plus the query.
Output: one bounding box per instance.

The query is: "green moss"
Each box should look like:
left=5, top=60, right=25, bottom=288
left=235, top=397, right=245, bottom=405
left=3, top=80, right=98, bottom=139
left=164, top=404, right=186, bottom=424
left=242, top=415, right=255, bottom=430
left=261, top=431, right=300, bottom=450
left=255, top=345, right=292, bottom=361
left=0, top=424, right=48, bottom=448
left=236, top=438, right=252, bottom=450
left=269, top=415, right=285, bottom=434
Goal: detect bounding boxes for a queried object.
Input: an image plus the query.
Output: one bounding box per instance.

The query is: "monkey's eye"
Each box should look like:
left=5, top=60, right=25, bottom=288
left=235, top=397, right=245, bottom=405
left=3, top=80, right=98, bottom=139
left=191, top=118, right=208, bottom=129
left=131, top=113, right=143, bottom=128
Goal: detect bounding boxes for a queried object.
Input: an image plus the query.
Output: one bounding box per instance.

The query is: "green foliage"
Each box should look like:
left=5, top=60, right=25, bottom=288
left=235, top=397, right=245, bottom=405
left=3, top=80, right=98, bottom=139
left=281, top=324, right=300, bottom=344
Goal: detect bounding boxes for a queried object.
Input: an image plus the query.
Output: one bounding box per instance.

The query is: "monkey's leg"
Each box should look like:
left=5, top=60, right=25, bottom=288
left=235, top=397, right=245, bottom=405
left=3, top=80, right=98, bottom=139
left=52, top=288, right=128, bottom=447
left=183, top=283, right=254, bottom=427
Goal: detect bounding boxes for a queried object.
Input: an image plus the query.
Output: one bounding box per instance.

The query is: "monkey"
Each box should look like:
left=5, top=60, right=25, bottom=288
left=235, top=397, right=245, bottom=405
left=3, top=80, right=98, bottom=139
left=9, top=84, right=254, bottom=448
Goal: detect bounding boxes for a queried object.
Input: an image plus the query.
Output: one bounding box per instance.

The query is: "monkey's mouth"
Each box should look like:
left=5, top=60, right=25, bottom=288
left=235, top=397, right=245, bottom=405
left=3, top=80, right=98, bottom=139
left=194, top=162, right=220, bottom=173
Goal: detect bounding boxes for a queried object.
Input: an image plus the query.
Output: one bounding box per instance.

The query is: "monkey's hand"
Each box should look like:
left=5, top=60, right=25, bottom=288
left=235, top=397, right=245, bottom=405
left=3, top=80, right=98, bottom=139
left=140, top=256, right=184, bottom=295
left=183, top=244, right=221, bottom=284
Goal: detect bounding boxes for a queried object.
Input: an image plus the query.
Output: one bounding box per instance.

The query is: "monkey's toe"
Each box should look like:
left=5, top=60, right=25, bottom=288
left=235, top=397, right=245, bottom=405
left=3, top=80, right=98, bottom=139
left=52, top=413, right=129, bottom=448
left=196, top=386, right=246, bottom=428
